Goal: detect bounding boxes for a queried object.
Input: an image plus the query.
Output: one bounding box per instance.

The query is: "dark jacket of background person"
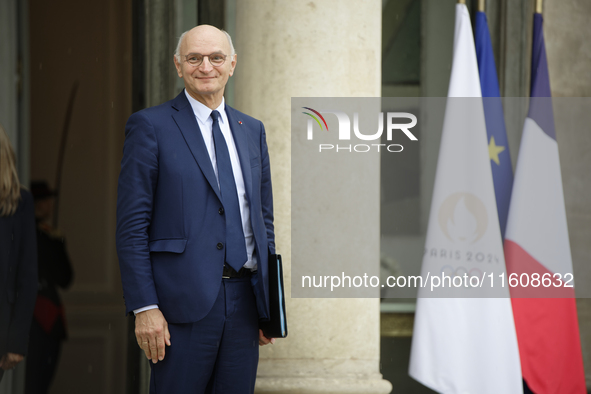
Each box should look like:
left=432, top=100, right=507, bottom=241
left=0, top=189, right=38, bottom=380
left=31, top=222, right=73, bottom=341
left=25, top=182, right=73, bottom=393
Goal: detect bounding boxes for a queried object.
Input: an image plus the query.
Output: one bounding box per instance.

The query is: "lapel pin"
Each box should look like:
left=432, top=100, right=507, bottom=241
left=238, top=121, right=243, bottom=125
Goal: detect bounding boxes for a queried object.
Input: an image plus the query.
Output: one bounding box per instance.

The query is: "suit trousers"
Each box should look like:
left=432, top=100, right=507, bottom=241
left=149, top=277, right=259, bottom=394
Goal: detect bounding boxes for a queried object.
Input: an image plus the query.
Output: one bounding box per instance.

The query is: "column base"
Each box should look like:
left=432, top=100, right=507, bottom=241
left=256, top=375, right=392, bottom=394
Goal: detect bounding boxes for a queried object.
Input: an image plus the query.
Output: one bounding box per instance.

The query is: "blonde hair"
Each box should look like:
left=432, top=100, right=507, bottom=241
left=0, top=123, right=21, bottom=216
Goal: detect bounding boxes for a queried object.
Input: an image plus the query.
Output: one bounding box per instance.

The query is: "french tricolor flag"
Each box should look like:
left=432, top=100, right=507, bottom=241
left=504, top=12, right=586, bottom=394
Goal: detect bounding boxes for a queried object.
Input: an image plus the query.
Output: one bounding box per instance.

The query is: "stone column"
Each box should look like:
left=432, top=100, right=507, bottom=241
left=234, top=1, right=391, bottom=393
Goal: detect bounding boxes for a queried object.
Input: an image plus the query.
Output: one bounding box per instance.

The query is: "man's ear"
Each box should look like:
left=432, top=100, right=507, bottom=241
left=229, top=54, right=237, bottom=77
left=173, top=56, right=183, bottom=78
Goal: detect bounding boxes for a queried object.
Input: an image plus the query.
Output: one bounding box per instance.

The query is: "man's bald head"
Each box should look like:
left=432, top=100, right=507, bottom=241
left=174, top=25, right=235, bottom=63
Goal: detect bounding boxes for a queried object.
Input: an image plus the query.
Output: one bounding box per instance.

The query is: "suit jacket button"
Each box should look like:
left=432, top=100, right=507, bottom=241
left=217, top=242, right=224, bottom=250
left=218, top=207, right=224, bottom=215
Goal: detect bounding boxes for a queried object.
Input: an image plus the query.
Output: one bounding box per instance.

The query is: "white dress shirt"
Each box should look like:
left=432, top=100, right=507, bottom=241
left=134, top=91, right=257, bottom=315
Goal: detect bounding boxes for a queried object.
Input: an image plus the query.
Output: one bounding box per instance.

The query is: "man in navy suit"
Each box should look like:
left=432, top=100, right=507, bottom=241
left=116, top=25, right=275, bottom=393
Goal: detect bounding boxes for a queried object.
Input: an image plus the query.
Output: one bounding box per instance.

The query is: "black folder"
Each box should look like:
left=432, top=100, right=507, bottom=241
left=260, top=253, right=288, bottom=338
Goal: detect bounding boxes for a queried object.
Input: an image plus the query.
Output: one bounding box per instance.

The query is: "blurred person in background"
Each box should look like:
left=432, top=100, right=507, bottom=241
left=0, top=123, right=37, bottom=382
left=25, top=181, right=73, bottom=394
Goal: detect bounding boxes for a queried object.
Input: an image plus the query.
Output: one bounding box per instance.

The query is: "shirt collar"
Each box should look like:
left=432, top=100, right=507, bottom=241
left=184, top=89, right=226, bottom=125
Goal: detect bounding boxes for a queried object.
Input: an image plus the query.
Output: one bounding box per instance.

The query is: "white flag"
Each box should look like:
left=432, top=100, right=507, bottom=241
left=408, top=4, right=522, bottom=393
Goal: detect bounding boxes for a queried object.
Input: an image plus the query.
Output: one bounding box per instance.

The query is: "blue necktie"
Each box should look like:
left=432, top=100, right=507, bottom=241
left=211, top=110, right=247, bottom=271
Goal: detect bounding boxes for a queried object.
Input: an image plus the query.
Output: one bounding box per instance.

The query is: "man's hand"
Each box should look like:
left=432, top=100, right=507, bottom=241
left=135, top=308, right=171, bottom=363
left=0, top=353, right=24, bottom=370
left=258, top=329, right=276, bottom=346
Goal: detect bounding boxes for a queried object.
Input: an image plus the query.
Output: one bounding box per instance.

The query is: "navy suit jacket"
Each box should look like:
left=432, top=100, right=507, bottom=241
left=116, top=91, right=275, bottom=324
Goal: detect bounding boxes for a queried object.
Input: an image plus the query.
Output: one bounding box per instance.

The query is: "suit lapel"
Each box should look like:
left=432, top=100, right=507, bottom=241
left=226, top=105, right=253, bottom=204
left=171, top=92, right=222, bottom=202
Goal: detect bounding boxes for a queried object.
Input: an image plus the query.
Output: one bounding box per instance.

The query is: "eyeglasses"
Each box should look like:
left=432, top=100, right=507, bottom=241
left=182, top=53, right=229, bottom=67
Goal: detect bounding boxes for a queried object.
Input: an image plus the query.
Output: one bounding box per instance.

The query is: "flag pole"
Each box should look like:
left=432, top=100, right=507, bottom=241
left=536, top=0, right=543, bottom=14
left=478, top=0, right=485, bottom=12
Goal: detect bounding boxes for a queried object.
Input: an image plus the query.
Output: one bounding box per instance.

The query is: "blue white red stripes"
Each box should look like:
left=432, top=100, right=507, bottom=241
left=504, top=13, right=586, bottom=394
